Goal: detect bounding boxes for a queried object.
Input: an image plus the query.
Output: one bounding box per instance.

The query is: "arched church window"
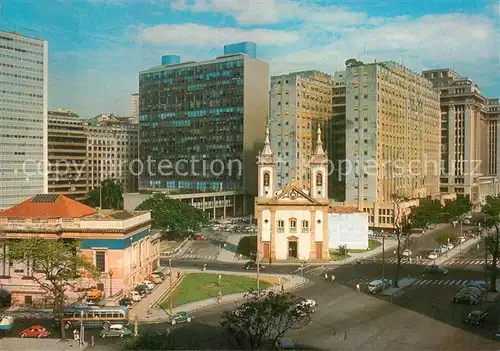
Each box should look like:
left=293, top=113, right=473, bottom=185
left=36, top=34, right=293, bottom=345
left=316, top=172, right=323, bottom=186
left=263, top=172, right=270, bottom=186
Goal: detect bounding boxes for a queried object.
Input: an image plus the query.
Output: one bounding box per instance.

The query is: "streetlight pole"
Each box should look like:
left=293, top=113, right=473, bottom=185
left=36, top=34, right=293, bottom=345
left=218, top=274, right=222, bottom=299
left=382, top=234, right=385, bottom=280
left=256, top=249, right=260, bottom=291
left=268, top=229, right=272, bottom=274
left=169, top=259, right=173, bottom=315
left=80, top=310, right=84, bottom=348
left=109, top=270, right=113, bottom=297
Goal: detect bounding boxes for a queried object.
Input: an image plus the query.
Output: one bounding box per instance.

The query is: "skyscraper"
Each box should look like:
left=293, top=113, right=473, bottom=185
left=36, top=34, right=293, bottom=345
left=131, top=93, right=139, bottom=123
left=269, top=71, right=332, bottom=190
left=331, top=60, right=442, bottom=228
left=138, top=42, right=268, bottom=198
left=0, top=30, right=48, bottom=209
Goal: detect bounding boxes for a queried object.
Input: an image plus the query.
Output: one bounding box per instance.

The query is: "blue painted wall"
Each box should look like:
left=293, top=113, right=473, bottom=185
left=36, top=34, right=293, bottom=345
left=224, top=42, right=256, bottom=59
left=162, top=55, right=181, bottom=65
left=79, top=229, right=152, bottom=250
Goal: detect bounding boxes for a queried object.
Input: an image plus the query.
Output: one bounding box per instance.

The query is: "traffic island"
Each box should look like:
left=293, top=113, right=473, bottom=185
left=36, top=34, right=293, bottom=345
left=160, top=273, right=274, bottom=309
left=381, top=278, right=418, bottom=296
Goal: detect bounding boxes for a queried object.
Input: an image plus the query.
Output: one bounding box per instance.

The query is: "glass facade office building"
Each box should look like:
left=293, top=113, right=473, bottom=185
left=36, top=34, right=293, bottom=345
left=0, top=31, right=48, bottom=209
left=139, top=45, right=269, bottom=195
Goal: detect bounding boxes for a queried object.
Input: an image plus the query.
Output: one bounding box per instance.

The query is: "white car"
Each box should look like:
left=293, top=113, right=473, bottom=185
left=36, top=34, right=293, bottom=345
left=402, top=249, right=412, bottom=257
left=428, top=251, right=439, bottom=260
left=447, top=243, right=454, bottom=250
left=297, top=297, right=317, bottom=308
left=130, top=291, right=142, bottom=302
left=142, top=280, right=155, bottom=290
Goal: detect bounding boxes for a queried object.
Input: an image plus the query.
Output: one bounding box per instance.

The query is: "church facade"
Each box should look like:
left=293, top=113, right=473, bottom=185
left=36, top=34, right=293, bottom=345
left=255, top=126, right=330, bottom=261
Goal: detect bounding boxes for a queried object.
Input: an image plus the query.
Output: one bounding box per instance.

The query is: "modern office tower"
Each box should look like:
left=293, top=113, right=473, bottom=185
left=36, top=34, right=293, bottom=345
left=47, top=109, right=88, bottom=200
left=131, top=93, right=139, bottom=123
left=422, top=69, right=500, bottom=207
left=333, top=59, right=442, bottom=228
left=82, top=114, right=138, bottom=193
left=0, top=30, right=48, bottom=209
left=269, top=71, right=332, bottom=190
left=138, top=42, right=268, bottom=204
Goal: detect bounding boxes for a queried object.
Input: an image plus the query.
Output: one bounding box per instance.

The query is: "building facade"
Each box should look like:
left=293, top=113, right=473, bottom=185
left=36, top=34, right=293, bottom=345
left=422, top=69, right=500, bottom=207
left=83, top=114, right=138, bottom=193
left=269, top=71, right=332, bottom=190
left=0, top=194, right=159, bottom=307
left=131, top=93, right=139, bottom=123
left=330, top=60, right=442, bottom=228
left=138, top=42, right=269, bottom=197
left=0, top=30, right=48, bottom=209
left=327, top=207, right=369, bottom=250
left=255, top=126, right=330, bottom=261
left=47, top=109, right=88, bottom=200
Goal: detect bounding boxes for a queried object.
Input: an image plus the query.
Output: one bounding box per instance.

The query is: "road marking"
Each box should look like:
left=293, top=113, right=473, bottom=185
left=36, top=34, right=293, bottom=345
left=456, top=280, right=462, bottom=285
left=437, top=280, right=444, bottom=285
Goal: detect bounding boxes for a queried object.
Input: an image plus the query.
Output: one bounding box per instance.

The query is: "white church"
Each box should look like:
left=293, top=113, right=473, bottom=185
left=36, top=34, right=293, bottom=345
left=255, top=125, right=369, bottom=262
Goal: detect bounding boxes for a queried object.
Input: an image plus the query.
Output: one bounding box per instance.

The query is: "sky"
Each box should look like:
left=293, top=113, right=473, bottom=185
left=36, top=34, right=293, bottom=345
left=0, top=0, right=498, bottom=118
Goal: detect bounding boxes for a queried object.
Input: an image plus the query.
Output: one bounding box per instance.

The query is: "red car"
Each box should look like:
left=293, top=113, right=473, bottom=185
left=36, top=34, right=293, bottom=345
left=19, top=325, right=50, bottom=338
left=194, top=233, right=207, bottom=240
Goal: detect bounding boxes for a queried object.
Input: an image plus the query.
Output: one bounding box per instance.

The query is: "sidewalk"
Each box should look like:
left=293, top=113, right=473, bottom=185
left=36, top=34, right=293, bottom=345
left=328, top=239, right=399, bottom=266
left=0, top=338, right=86, bottom=350
left=142, top=269, right=309, bottom=323
left=437, top=236, right=483, bottom=266
left=216, top=234, right=252, bottom=262
left=129, top=268, right=183, bottom=322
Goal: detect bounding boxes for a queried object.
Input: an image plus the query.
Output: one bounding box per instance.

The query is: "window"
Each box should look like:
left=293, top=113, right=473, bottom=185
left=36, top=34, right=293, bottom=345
left=263, top=172, right=270, bottom=186
left=277, top=220, right=284, bottom=228
left=95, top=251, right=106, bottom=272
left=316, top=172, right=323, bottom=186
left=289, top=218, right=297, bottom=231
left=302, top=220, right=309, bottom=228
left=25, top=295, right=33, bottom=306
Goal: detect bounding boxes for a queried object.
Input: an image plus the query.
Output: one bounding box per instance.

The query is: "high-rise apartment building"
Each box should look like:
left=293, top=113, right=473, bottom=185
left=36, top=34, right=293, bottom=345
left=47, top=109, right=87, bottom=200
left=131, top=93, right=139, bottom=123
left=331, top=60, right=442, bottom=228
left=138, top=42, right=268, bottom=198
left=82, top=114, right=138, bottom=193
left=269, top=71, right=332, bottom=190
left=0, top=30, right=48, bottom=209
left=422, top=69, right=500, bottom=207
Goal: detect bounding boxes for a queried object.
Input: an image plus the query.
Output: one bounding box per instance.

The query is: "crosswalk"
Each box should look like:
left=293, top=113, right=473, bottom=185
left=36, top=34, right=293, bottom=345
left=345, top=277, right=479, bottom=287
left=442, top=259, right=498, bottom=266
left=176, top=253, right=218, bottom=261
left=380, top=258, right=434, bottom=265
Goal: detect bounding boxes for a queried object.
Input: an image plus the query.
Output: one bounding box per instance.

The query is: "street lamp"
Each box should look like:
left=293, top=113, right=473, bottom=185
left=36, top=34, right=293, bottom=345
left=218, top=274, right=222, bottom=300
left=108, top=270, right=113, bottom=297
left=169, top=258, right=173, bottom=315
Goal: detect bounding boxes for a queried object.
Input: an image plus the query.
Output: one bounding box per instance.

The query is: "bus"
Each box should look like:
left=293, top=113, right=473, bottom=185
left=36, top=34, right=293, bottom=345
left=60, top=303, right=129, bottom=330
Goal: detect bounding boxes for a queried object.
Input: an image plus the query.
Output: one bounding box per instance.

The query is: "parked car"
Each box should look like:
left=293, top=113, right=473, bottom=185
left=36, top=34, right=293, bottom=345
left=423, top=265, right=448, bottom=275
left=243, top=261, right=265, bottom=270
left=465, top=310, right=488, bottom=325
left=194, top=233, right=207, bottom=241
left=99, top=324, right=133, bottom=338
left=368, top=279, right=392, bottom=293
left=119, top=297, right=132, bottom=307
left=275, top=337, right=295, bottom=350
left=152, top=269, right=167, bottom=279
left=439, top=245, right=448, bottom=254
left=465, top=283, right=486, bottom=293
left=142, top=280, right=155, bottom=290
left=149, top=275, right=163, bottom=284
left=295, top=297, right=317, bottom=315
left=402, top=249, right=412, bottom=257
left=135, top=284, right=150, bottom=296
left=458, top=236, right=467, bottom=243
left=168, top=311, right=193, bottom=325
left=447, top=243, right=454, bottom=250
left=130, top=291, right=142, bottom=302
left=453, top=293, right=479, bottom=305
left=19, top=325, right=50, bottom=338
left=494, top=325, right=500, bottom=338
left=460, top=287, right=483, bottom=297
left=86, top=289, right=103, bottom=301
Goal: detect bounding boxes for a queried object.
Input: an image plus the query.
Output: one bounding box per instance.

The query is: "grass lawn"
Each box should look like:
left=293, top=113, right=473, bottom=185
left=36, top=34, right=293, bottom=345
left=329, top=249, right=350, bottom=261
left=368, top=239, right=381, bottom=250
left=161, top=273, right=273, bottom=308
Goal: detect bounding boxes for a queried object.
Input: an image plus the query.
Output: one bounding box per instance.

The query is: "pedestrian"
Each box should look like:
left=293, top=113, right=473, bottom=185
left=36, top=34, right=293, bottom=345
left=281, top=284, right=284, bottom=293
left=331, top=274, right=336, bottom=283
left=177, top=272, right=181, bottom=279
left=73, top=329, right=80, bottom=342
left=148, top=303, right=153, bottom=311
left=477, top=244, right=480, bottom=251
left=356, top=283, right=360, bottom=292
left=277, top=276, right=281, bottom=286
left=344, top=332, right=347, bottom=340
left=409, top=257, right=412, bottom=264
left=324, top=272, right=328, bottom=281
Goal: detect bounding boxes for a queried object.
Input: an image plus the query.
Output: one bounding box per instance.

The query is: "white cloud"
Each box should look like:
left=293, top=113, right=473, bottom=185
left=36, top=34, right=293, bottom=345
left=138, top=23, right=300, bottom=47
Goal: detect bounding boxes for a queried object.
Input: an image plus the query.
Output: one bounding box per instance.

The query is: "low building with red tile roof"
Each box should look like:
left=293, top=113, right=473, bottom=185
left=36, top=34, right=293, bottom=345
left=0, top=194, right=159, bottom=307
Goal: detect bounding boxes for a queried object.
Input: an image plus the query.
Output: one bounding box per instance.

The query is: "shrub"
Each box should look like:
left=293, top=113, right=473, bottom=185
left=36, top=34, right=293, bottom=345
left=236, top=236, right=257, bottom=258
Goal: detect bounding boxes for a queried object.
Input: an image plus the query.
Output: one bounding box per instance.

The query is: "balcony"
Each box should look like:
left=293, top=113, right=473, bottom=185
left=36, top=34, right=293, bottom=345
left=277, top=227, right=284, bottom=233
left=301, top=227, right=309, bottom=233
left=290, top=228, right=297, bottom=233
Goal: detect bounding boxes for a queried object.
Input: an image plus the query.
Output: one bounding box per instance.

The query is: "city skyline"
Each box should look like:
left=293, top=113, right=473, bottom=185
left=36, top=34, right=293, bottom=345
left=1, top=0, right=498, bottom=118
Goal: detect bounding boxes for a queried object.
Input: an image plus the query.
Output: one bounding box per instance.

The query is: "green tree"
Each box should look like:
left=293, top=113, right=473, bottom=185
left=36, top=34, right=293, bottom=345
left=1, top=238, right=98, bottom=339
left=481, top=195, right=500, bottom=292
left=87, top=179, right=124, bottom=209
left=435, top=232, right=458, bottom=246
left=442, top=194, right=472, bottom=222
left=221, top=290, right=312, bottom=350
left=135, top=193, right=208, bottom=240
left=408, top=199, right=443, bottom=229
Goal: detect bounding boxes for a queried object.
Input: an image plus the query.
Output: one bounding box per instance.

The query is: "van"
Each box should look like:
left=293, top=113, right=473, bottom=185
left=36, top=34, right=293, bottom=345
left=275, top=338, right=295, bottom=350
left=86, top=289, right=103, bottom=301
